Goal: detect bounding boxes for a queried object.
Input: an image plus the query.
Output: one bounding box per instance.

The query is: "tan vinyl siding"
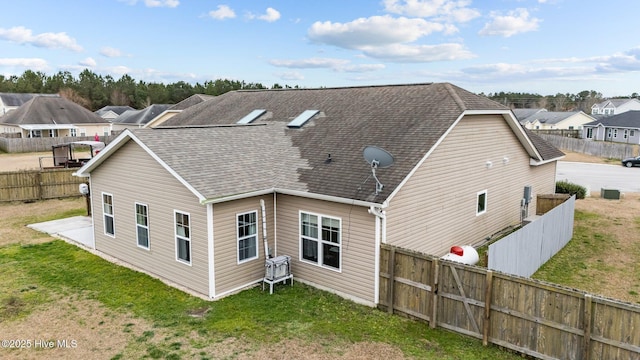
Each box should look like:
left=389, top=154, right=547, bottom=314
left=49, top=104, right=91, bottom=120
left=212, top=196, right=275, bottom=297
left=386, top=114, right=557, bottom=256
left=275, top=194, right=377, bottom=305
left=91, top=140, right=209, bottom=296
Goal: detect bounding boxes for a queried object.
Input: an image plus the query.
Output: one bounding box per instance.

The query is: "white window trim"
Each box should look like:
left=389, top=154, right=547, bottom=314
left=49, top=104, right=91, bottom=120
left=236, top=210, right=259, bottom=264
left=298, top=210, right=342, bottom=272
left=102, top=192, right=115, bottom=237
left=174, top=210, right=192, bottom=266
left=100, top=192, right=116, bottom=238
left=135, top=202, right=150, bottom=250
left=476, top=190, right=487, bottom=216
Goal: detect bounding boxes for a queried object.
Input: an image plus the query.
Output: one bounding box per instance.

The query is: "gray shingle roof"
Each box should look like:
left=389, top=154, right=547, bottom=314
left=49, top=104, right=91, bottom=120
left=0, top=96, right=106, bottom=125
left=522, top=111, right=580, bottom=125
left=0, top=92, right=59, bottom=107
left=512, top=108, right=546, bottom=121
left=95, top=105, right=135, bottom=116
left=149, top=83, right=557, bottom=202
left=131, top=124, right=311, bottom=199
left=113, top=104, right=172, bottom=125
left=169, top=94, right=215, bottom=111
left=584, top=110, right=640, bottom=128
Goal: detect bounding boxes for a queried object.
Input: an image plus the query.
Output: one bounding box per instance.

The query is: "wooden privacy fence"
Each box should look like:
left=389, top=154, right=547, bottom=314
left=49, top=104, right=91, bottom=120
left=0, top=169, right=84, bottom=202
left=379, top=245, right=640, bottom=360
left=539, top=134, right=638, bottom=159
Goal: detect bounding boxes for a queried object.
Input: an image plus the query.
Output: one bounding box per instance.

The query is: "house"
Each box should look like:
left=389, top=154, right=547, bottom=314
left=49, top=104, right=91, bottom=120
left=95, top=105, right=135, bottom=122
left=519, top=111, right=595, bottom=130
left=110, top=104, right=172, bottom=131
left=0, top=92, right=60, bottom=116
left=0, top=96, right=111, bottom=138
left=74, top=83, right=564, bottom=305
left=591, top=98, right=640, bottom=116
left=583, top=110, right=640, bottom=143
left=144, top=94, right=216, bottom=128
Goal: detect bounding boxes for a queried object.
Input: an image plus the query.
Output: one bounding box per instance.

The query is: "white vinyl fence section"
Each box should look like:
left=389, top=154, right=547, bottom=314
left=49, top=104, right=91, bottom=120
left=488, top=195, right=575, bottom=277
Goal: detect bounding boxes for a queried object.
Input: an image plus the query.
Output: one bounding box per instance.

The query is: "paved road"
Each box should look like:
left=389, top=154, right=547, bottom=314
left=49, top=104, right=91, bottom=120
left=556, top=161, right=640, bottom=194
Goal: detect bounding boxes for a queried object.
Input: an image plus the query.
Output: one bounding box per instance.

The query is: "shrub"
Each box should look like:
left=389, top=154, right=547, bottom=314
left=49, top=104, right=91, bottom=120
left=556, top=180, right=586, bottom=199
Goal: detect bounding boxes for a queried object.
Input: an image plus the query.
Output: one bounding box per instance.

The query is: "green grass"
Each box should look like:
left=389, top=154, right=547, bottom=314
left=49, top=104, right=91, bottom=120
left=0, top=240, right=524, bottom=359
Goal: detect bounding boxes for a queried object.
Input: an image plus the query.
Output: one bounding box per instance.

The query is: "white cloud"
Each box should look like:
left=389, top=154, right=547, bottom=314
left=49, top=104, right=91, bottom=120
left=0, top=58, right=48, bottom=71
left=270, top=58, right=350, bottom=69
left=208, top=5, right=236, bottom=20
left=0, top=26, right=82, bottom=52
left=479, top=8, right=540, bottom=37
left=383, top=0, right=480, bottom=22
left=309, top=15, right=445, bottom=49
left=253, top=7, right=281, bottom=22
left=270, top=57, right=385, bottom=73
left=361, top=43, right=475, bottom=62
left=79, top=57, right=97, bottom=67
left=100, top=47, right=124, bottom=58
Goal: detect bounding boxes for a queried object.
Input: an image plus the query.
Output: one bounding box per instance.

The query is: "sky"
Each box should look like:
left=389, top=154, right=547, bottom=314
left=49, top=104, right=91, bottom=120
left=2, top=0, right=640, bottom=97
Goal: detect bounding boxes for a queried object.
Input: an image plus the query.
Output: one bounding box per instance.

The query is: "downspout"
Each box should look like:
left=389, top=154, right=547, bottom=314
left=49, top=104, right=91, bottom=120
left=260, top=199, right=270, bottom=259
left=368, top=205, right=386, bottom=305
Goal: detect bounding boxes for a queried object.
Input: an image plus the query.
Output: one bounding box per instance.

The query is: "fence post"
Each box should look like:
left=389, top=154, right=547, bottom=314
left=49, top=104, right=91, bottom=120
left=387, top=247, right=396, bottom=314
left=483, top=270, right=493, bottom=346
left=583, top=294, right=592, bottom=360
left=36, top=171, right=42, bottom=200
left=430, top=258, right=439, bottom=328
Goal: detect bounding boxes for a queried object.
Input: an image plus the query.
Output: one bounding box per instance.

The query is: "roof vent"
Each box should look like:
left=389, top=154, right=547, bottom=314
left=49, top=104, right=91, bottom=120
left=287, top=110, right=319, bottom=128
left=237, top=109, right=266, bottom=124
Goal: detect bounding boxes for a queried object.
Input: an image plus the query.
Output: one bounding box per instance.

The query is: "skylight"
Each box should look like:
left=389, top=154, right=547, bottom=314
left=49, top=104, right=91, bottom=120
left=237, top=109, right=266, bottom=124
left=287, top=110, right=319, bottom=128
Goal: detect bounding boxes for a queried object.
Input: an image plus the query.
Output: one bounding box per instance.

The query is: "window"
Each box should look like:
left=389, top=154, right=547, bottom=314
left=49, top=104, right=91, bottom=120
left=607, top=128, right=612, bottom=138
left=103, top=127, right=110, bottom=136
left=102, top=193, right=115, bottom=236
left=613, top=129, right=618, bottom=138
left=300, top=212, right=341, bottom=270
left=624, top=129, right=629, bottom=139
left=237, top=211, right=258, bottom=263
left=175, top=211, right=191, bottom=264
left=631, top=130, right=636, bottom=137
left=586, top=128, right=593, bottom=139
left=70, top=128, right=77, bottom=137
left=477, top=190, right=487, bottom=216
left=79, top=128, right=86, bottom=137
left=135, top=203, right=149, bottom=249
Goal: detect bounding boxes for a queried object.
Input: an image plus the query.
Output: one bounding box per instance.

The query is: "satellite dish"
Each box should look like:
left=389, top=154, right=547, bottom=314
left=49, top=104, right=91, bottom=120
left=363, top=146, right=395, bottom=168
left=362, top=146, right=395, bottom=195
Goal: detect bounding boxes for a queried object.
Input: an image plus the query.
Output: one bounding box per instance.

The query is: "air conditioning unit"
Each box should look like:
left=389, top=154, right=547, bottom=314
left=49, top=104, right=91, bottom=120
left=601, top=188, right=621, bottom=200
left=264, top=255, right=291, bottom=281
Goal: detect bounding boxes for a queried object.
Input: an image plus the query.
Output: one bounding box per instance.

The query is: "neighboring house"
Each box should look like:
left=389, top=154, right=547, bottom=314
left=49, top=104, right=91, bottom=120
left=591, top=98, right=640, bottom=116
left=0, top=96, right=111, bottom=138
left=75, top=83, right=564, bottom=305
left=0, top=92, right=60, bottom=116
left=110, top=104, right=172, bottom=131
left=144, top=94, right=216, bottom=128
left=512, top=108, right=546, bottom=122
left=583, top=110, right=640, bottom=143
left=520, top=111, right=595, bottom=130
left=95, top=105, right=135, bottom=122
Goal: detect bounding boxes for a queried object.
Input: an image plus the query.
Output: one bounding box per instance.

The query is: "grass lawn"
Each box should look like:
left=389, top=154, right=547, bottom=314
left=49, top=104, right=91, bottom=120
left=0, top=199, right=524, bottom=360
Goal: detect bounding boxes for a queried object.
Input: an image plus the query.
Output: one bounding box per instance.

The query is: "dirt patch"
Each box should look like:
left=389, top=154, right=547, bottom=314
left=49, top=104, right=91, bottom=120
left=0, top=296, right=154, bottom=360
left=560, top=150, right=616, bottom=164
left=0, top=151, right=91, bottom=171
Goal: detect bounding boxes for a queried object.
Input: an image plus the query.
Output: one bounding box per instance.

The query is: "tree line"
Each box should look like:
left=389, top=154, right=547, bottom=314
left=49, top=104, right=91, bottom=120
left=1, top=69, right=637, bottom=112
left=0, top=69, right=295, bottom=111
